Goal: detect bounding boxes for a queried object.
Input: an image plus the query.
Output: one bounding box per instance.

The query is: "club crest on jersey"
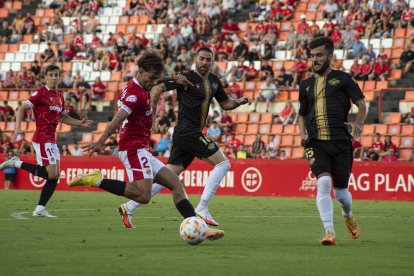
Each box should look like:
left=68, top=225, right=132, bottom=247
left=145, top=108, right=153, bottom=116
left=50, top=97, right=54, bottom=101
left=145, top=168, right=152, bottom=175
left=196, top=84, right=200, bottom=89
left=328, top=78, right=340, bottom=86
left=126, top=95, right=137, bottom=102
left=212, top=82, right=218, bottom=92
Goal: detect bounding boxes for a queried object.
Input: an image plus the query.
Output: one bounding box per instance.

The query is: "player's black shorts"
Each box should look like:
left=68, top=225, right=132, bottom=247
left=304, top=139, right=353, bottom=188
left=5, top=173, right=15, bottom=182
left=168, top=133, right=219, bottom=169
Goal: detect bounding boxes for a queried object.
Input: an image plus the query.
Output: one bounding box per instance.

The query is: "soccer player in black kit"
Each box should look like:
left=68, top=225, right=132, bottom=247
left=119, top=47, right=252, bottom=228
left=298, top=37, right=367, bottom=245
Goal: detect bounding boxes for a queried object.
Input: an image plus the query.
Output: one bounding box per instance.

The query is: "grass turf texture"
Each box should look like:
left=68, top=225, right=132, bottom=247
left=0, top=190, right=413, bottom=276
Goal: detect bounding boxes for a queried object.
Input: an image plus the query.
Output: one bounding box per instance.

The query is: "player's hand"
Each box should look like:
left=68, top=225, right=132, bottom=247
left=79, top=117, right=93, bottom=127
left=345, top=122, right=363, bottom=139
left=11, top=130, right=23, bottom=143
left=82, top=140, right=104, bottom=157
left=300, top=133, right=309, bottom=147
left=238, top=97, right=252, bottom=105
left=173, top=74, right=194, bottom=89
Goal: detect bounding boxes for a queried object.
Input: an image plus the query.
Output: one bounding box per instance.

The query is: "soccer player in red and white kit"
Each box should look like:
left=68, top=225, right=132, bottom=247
left=67, top=50, right=224, bottom=240
left=0, top=65, right=93, bottom=217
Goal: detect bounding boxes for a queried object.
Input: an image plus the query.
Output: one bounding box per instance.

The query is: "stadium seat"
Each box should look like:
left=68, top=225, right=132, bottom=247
left=259, top=124, right=271, bottom=134
left=249, top=113, right=261, bottom=123
left=398, top=149, right=412, bottom=160
left=261, top=113, right=272, bottom=123
left=235, top=123, right=247, bottom=134
left=59, top=124, right=72, bottom=132
left=291, top=147, right=304, bottom=159
left=92, top=122, right=107, bottom=134
left=271, top=124, right=283, bottom=134
left=283, top=125, right=295, bottom=134
left=151, top=134, right=162, bottom=143
left=362, top=125, right=375, bottom=135
left=387, top=125, right=401, bottom=135
left=401, top=137, right=414, bottom=148
left=360, top=135, right=373, bottom=147
left=0, top=91, right=8, bottom=100
left=246, top=124, right=259, bottom=134
left=402, top=91, right=414, bottom=101
left=375, top=124, right=387, bottom=135
left=387, top=113, right=402, bottom=124
left=244, top=135, right=256, bottom=146
left=391, top=136, right=401, bottom=147
left=401, top=125, right=414, bottom=135
left=236, top=113, right=248, bottom=123
left=364, top=81, right=376, bottom=90
left=280, top=135, right=294, bottom=146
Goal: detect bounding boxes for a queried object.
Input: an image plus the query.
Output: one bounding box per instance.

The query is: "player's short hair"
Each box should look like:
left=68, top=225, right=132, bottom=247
left=137, top=50, right=164, bottom=74
left=309, top=36, right=334, bottom=55
left=196, top=47, right=214, bottom=56
left=45, top=64, right=60, bottom=75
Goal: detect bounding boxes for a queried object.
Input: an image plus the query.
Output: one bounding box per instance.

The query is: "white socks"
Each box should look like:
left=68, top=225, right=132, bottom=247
left=125, top=183, right=165, bottom=213
left=334, top=188, right=353, bottom=218
left=316, top=175, right=334, bottom=234
left=196, top=160, right=230, bottom=212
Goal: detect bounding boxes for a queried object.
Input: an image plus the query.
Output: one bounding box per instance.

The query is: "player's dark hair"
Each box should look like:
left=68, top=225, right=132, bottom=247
left=45, top=64, right=60, bottom=75
left=309, top=36, right=334, bottom=55
left=137, top=50, right=164, bottom=74
left=196, top=47, right=214, bottom=56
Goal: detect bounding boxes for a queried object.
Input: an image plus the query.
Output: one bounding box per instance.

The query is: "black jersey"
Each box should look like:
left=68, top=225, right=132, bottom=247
left=172, top=70, right=229, bottom=135
left=299, top=70, right=364, bottom=141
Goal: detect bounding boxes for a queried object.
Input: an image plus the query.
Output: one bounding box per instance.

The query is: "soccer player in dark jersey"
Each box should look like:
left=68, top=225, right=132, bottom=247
left=298, top=37, right=367, bottom=245
left=67, top=50, right=224, bottom=240
left=0, top=64, right=93, bottom=217
left=120, top=47, right=252, bottom=227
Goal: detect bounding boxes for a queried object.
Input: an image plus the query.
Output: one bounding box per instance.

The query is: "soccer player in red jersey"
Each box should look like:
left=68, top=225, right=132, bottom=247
left=67, top=50, right=224, bottom=240
left=0, top=65, right=93, bottom=217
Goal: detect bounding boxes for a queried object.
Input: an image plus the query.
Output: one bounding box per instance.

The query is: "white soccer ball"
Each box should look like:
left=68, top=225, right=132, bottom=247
left=179, top=216, right=207, bottom=245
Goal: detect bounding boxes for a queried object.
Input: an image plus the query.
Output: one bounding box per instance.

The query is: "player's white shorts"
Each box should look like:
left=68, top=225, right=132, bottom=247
left=118, top=148, right=165, bottom=182
left=32, top=142, right=60, bottom=166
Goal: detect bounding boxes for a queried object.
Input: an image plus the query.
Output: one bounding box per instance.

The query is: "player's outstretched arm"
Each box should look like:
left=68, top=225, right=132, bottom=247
left=82, top=109, right=129, bottom=157
left=60, top=113, right=93, bottom=127
left=218, top=96, right=252, bottom=111
left=11, top=102, right=32, bottom=142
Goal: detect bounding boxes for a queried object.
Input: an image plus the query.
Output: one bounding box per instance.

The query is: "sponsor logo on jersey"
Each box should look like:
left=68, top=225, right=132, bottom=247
left=145, top=108, right=153, bottom=116
left=49, top=106, right=62, bottom=112
left=212, top=82, right=218, bottom=92
left=126, top=95, right=137, bottom=102
left=328, top=78, right=340, bottom=86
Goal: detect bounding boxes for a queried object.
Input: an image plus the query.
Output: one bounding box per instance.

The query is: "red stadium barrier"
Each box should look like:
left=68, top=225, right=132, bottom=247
left=0, top=155, right=413, bottom=201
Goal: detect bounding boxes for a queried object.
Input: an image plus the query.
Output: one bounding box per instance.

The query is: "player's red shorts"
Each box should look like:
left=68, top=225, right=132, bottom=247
left=32, top=142, right=60, bottom=166
left=118, top=148, right=165, bottom=182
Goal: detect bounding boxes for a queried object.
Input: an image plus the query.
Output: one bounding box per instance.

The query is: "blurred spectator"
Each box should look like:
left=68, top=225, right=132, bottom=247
left=275, top=68, right=294, bottom=88
left=155, top=133, right=173, bottom=156
left=0, top=132, right=13, bottom=153
left=273, top=100, right=296, bottom=125
left=85, top=12, right=100, bottom=34
left=266, top=134, right=279, bottom=159
left=14, top=132, right=34, bottom=154
left=341, top=24, right=355, bottom=49
left=0, top=21, right=12, bottom=43
left=383, top=135, right=398, bottom=154
left=61, top=144, right=72, bottom=156
left=400, top=44, right=414, bottom=74
left=3, top=151, right=16, bottom=190
left=357, top=56, right=373, bottom=80
left=104, top=136, right=119, bottom=156
left=292, top=57, right=309, bottom=81
left=11, top=13, right=25, bottom=35
left=346, top=35, right=365, bottom=59
left=230, top=39, right=248, bottom=60
left=72, top=143, right=84, bottom=156
left=124, top=0, right=142, bottom=16
left=40, top=43, right=56, bottom=63
left=251, top=134, right=266, bottom=158
left=363, top=44, right=377, bottom=62
left=226, top=78, right=242, bottom=99
left=221, top=18, right=240, bottom=41
left=253, top=76, right=277, bottom=112
left=2, top=101, right=14, bottom=121
left=22, top=13, right=35, bottom=35
left=227, top=133, right=242, bottom=151
left=403, top=106, right=414, bottom=124
left=322, top=0, right=338, bottom=19
left=369, top=57, right=389, bottom=81
left=381, top=149, right=398, bottom=162
left=4, top=70, right=17, bottom=88
left=236, top=144, right=248, bottom=159
left=408, top=149, right=414, bottom=162
left=91, top=77, right=106, bottom=100
left=219, top=112, right=233, bottom=135
left=30, top=60, right=42, bottom=76
left=371, top=133, right=384, bottom=152
left=259, top=60, right=274, bottom=81
left=61, top=41, right=77, bottom=62
left=349, top=58, right=361, bottom=78
left=240, top=62, right=258, bottom=81
left=207, top=121, right=222, bottom=143
left=224, top=145, right=236, bottom=159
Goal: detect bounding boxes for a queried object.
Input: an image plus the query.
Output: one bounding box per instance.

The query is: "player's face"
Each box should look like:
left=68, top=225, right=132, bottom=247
left=195, top=51, right=213, bottom=76
left=139, top=69, right=162, bottom=91
left=310, top=45, right=332, bottom=75
left=45, top=70, right=60, bottom=89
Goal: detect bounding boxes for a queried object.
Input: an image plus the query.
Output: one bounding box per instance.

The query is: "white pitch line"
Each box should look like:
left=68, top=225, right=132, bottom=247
left=5, top=208, right=399, bottom=221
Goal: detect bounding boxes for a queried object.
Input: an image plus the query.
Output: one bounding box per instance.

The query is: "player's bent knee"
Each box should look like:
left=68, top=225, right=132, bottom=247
left=217, top=160, right=231, bottom=171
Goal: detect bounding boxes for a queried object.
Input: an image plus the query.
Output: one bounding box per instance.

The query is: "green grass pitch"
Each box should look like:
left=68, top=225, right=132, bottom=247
left=0, top=190, right=413, bottom=275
